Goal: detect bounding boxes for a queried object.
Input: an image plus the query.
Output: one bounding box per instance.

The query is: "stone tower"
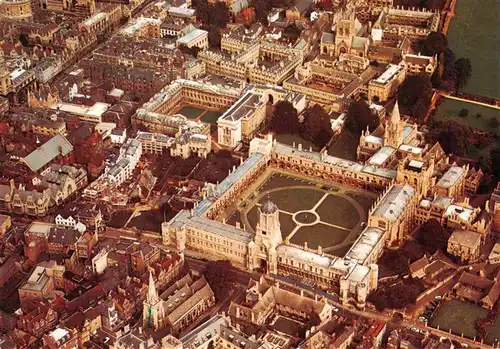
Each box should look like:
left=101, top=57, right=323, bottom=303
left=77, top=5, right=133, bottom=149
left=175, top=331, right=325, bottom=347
left=335, top=10, right=355, bottom=56
left=383, top=102, right=404, bottom=148
left=396, top=157, right=435, bottom=196
left=255, top=199, right=282, bottom=274
left=257, top=200, right=282, bottom=247
left=143, top=271, right=164, bottom=330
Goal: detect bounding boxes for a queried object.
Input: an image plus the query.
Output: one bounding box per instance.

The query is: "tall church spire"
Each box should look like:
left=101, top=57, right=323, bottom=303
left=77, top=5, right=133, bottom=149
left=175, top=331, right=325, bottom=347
left=147, top=271, right=159, bottom=304
left=390, top=101, right=401, bottom=125
left=384, top=101, right=404, bottom=148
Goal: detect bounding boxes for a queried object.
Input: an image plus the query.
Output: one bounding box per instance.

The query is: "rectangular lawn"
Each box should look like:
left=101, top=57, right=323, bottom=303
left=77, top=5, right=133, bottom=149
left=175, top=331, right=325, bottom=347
left=429, top=299, right=488, bottom=339
left=177, top=106, right=205, bottom=119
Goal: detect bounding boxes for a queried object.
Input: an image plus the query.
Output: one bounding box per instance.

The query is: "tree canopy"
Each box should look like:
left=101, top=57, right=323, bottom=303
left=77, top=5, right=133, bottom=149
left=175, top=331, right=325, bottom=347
left=208, top=26, right=222, bottom=48
left=192, top=0, right=230, bottom=28
left=454, top=57, right=472, bottom=91
left=398, top=75, right=433, bottom=120
left=422, top=31, right=448, bottom=56
left=203, top=260, right=233, bottom=302
left=368, top=279, right=423, bottom=311
left=426, top=120, right=473, bottom=156
left=300, top=105, right=333, bottom=147
left=417, top=218, right=451, bottom=252
left=271, top=101, right=300, bottom=134
left=178, top=45, right=200, bottom=58
left=491, top=147, right=500, bottom=181
left=346, top=99, right=379, bottom=134
left=192, top=151, right=240, bottom=184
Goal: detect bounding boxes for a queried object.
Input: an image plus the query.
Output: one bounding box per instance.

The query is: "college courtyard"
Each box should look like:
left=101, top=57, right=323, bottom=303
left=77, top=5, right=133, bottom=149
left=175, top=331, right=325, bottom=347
left=226, top=170, right=377, bottom=258
left=176, top=105, right=223, bottom=124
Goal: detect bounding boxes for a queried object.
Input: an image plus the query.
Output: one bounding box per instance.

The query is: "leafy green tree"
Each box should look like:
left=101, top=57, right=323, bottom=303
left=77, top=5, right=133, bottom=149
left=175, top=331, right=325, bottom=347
left=271, top=101, right=300, bottom=134
left=204, top=260, right=232, bottom=302
left=491, top=147, right=500, bottom=181
left=430, top=70, right=442, bottom=88
left=211, top=1, right=230, bottom=28
left=300, top=105, right=333, bottom=147
left=252, top=0, right=270, bottom=25
left=398, top=75, right=433, bottom=119
left=427, top=120, right=472, bottom=156
left=398, top=75, right=432, bottom=110
left=455, top=57, right=472, bottom=91
left=208, top=26, right=221, bottom=48
left=346, top=99, right=379, bottom=135
left=422, top=31, right=448, bottom=56
left=417, top=218, right=450, bottom=252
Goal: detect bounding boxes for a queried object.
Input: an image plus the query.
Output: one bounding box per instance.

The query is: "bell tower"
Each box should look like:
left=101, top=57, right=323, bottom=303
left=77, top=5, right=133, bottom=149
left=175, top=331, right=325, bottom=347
left=143, top=271, right=164, bottom=330
left=255, top=199, right=282, bottom=274
left=256, top=200, right=282, bottom=246
left=335, top=10, right=355, bottom=56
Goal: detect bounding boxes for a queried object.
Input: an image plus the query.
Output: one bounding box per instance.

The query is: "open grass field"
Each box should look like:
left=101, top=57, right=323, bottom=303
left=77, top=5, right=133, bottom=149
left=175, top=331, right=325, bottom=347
left=447, top=0, right=499, bottom=98
left=434, top=98, right=500, bottom=160
left=429, top=299, right=488, bottom=339
left=435, top=99, right=500, bottom=133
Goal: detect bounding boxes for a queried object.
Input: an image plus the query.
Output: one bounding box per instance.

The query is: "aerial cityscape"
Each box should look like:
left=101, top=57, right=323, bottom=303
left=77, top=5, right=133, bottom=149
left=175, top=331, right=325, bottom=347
left=0, top=0, right=498, bottom=348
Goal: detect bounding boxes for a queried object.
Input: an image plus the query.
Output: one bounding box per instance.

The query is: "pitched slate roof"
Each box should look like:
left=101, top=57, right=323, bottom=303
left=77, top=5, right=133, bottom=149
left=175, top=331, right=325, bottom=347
left=23, top=134, right=73, bottom=172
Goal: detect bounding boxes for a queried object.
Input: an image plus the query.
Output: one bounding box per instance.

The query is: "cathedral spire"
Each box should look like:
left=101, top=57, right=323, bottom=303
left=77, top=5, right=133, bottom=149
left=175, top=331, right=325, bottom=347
left=147, top=271, right=159, bottom=304
left=390, top=101, right=401, bottom=125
